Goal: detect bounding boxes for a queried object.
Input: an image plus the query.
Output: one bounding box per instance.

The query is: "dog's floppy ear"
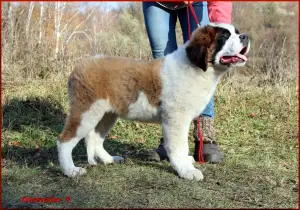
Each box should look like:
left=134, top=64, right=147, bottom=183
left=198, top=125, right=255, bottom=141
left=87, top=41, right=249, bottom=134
left=186, top=26, right=216, bottom=72
left=186, top=42, right=208, bottom=71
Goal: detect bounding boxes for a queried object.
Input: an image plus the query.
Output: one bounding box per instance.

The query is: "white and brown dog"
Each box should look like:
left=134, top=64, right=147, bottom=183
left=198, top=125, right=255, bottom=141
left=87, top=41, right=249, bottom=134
left=57, top=23, right=250, bottom=181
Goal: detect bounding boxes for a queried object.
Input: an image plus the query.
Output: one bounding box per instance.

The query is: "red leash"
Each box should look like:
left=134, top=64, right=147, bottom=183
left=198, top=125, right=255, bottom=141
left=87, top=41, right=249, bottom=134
left=187, top=2, right=204, bottom=164
left=187, top=2, right=201, bottom=39
left=197, top=117, right=204, bottom=164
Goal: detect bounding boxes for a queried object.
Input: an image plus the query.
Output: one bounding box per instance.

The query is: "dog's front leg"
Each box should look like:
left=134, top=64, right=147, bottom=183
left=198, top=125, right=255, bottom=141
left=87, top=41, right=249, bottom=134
left=162, top=112, right=203, bottom=181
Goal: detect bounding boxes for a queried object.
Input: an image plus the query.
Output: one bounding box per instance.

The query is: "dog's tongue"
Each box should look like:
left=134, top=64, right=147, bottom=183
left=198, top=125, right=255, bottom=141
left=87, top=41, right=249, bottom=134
left=221, top=53, right=247, bottom=63
left=236, top=53, right=247, bottom=61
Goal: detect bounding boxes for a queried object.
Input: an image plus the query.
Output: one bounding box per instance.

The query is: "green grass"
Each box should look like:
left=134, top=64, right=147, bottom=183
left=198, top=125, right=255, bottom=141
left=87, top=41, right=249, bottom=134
left=2, top=75, right=298, bottom=208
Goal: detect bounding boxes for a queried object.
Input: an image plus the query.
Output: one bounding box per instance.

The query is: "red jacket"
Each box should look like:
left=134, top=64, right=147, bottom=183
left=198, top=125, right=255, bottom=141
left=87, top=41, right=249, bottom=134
left=207, top=1, right=232, bottom=24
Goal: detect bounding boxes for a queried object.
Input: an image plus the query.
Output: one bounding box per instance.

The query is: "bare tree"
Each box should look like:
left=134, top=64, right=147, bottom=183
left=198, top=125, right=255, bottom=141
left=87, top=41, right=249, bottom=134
left=25, top=2, right=35, bottom=39
left=54, top=2, right=66, bottom=58
left=8, top=3, right=14, bottom=37
left=2, top=3, right=9, bottom=29
left=64, top=6, right=100, bottom=47
left=38, top=2, right=45, bottom=44
left=92, top=14, right=98, bottom=53
left=2, top=3, right=10, bottom=46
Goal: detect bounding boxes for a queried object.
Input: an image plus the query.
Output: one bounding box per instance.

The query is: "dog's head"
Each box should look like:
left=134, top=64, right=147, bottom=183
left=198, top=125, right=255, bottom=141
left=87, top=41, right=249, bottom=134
left=186, top=23, right=250, bottom=72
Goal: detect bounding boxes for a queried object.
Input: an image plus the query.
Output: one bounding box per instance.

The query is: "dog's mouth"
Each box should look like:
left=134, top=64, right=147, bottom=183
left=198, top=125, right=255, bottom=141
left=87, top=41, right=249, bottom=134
left=220, top=46, right=248, bottom=64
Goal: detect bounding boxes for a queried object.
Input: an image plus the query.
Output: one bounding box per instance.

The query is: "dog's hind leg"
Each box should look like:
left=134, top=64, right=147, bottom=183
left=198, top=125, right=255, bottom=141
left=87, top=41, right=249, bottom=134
left=57, top=100, right=110, bottom=177
left=162, top=112, right=204, bottom=181
left=85, top=112, right=124, bottom=165
left=85, top=130, right=98, bottom=165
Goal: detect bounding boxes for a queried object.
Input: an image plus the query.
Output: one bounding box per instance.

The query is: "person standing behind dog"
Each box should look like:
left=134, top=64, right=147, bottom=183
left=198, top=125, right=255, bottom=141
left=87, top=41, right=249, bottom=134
left=142, top=1, right=232, bottom=163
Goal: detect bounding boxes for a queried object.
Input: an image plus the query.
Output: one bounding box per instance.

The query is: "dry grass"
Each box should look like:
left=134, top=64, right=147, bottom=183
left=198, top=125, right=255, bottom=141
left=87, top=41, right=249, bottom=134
left=1, top=75, right=298, bottom=208
left=1, top=2, right=298, bottom=209
left=2, top=2, right=298, bottom=85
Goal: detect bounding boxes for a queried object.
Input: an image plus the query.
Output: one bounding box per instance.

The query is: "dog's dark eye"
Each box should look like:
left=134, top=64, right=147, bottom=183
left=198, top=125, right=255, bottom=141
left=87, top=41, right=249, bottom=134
left=223, top=33, right=230, bottom=38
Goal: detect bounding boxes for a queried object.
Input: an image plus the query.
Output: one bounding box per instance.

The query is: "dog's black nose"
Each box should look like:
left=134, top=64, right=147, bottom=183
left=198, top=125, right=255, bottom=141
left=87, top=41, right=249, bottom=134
left=239, top=34, right=248, bottom=40
left=239, top=34, right=248, bottom=46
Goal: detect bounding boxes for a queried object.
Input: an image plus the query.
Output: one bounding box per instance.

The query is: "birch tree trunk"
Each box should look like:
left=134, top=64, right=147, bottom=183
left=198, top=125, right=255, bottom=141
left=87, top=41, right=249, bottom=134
left=25, top=2, right=34, bottom=39
left=38, top=2, right=44, bottom=44
left=2, top=3, right=10, bottom=46
left=54, top=2, right=66, bottom=59
left=8, top=2, right=14, bottom=38
left=92, top=15, right=97, bottom=53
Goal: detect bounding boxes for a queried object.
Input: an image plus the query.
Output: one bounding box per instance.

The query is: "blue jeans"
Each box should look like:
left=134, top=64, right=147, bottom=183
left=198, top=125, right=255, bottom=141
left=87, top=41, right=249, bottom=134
left=142, top=2, right=214, bottom=118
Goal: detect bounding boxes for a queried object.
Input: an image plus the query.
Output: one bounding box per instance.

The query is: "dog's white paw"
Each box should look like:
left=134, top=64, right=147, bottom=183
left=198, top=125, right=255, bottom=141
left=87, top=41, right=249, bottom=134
left=88, top=157, right=98, bottom=166
left=101, top=156, right=124, bottom=165
left=178, top=168, right=204, bottom=181
left=64, top=167, right=86, bottom=177
left=112, top=156, right=124, bottom=164
left=188, top=155, right=196, bottom=164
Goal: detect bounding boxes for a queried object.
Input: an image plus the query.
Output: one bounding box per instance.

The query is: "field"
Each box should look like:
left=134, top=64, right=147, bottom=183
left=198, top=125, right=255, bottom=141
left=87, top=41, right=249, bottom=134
left=2, top=2, right=299, bottom=209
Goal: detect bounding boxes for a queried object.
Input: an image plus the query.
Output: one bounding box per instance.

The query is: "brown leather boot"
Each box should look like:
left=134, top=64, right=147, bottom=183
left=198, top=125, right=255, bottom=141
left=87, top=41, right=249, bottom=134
left=193, top=116, right=223, bottom=164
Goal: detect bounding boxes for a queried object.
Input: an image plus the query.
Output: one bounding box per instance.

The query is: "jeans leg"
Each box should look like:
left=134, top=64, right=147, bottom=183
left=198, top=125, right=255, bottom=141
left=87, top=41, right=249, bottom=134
left=178, top=2, right=214, bottom=118
left=142, top=2, right=178, bottom=58
left=200, top=97, right=214, bottom=118
left=178, top=2, right=210, bottom=43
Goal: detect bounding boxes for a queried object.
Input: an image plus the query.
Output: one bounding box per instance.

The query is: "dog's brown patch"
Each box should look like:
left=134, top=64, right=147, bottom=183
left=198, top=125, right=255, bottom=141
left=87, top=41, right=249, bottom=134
left=58, top=56, right=163, bottom=142
left=186, top=26, right=217, bottom=71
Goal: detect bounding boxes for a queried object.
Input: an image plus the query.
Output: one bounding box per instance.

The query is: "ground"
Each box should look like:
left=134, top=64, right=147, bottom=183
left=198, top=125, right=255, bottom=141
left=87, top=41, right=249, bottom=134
left=1, top=75, right=298, bottom=208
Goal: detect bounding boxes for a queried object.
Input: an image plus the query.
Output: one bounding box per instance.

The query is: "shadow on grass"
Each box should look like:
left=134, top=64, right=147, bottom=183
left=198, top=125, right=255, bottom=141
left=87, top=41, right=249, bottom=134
left=2, top=96, right=66, bottom=132
left=2, top=96, right=167, bottom=174
left=3, top=139, right=162, bottom=171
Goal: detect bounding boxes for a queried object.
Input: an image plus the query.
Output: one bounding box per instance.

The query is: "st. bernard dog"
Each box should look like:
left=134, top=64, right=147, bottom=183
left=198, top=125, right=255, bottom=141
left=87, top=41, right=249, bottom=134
left=57, top=23, right=250, bottom=181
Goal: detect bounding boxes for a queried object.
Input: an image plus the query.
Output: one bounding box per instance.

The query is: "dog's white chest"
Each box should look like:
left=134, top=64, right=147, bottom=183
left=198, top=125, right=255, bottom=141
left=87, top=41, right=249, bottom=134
left=123, top=91, right=161, bottom=122
left=161, top=59, right=220, bottom=118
